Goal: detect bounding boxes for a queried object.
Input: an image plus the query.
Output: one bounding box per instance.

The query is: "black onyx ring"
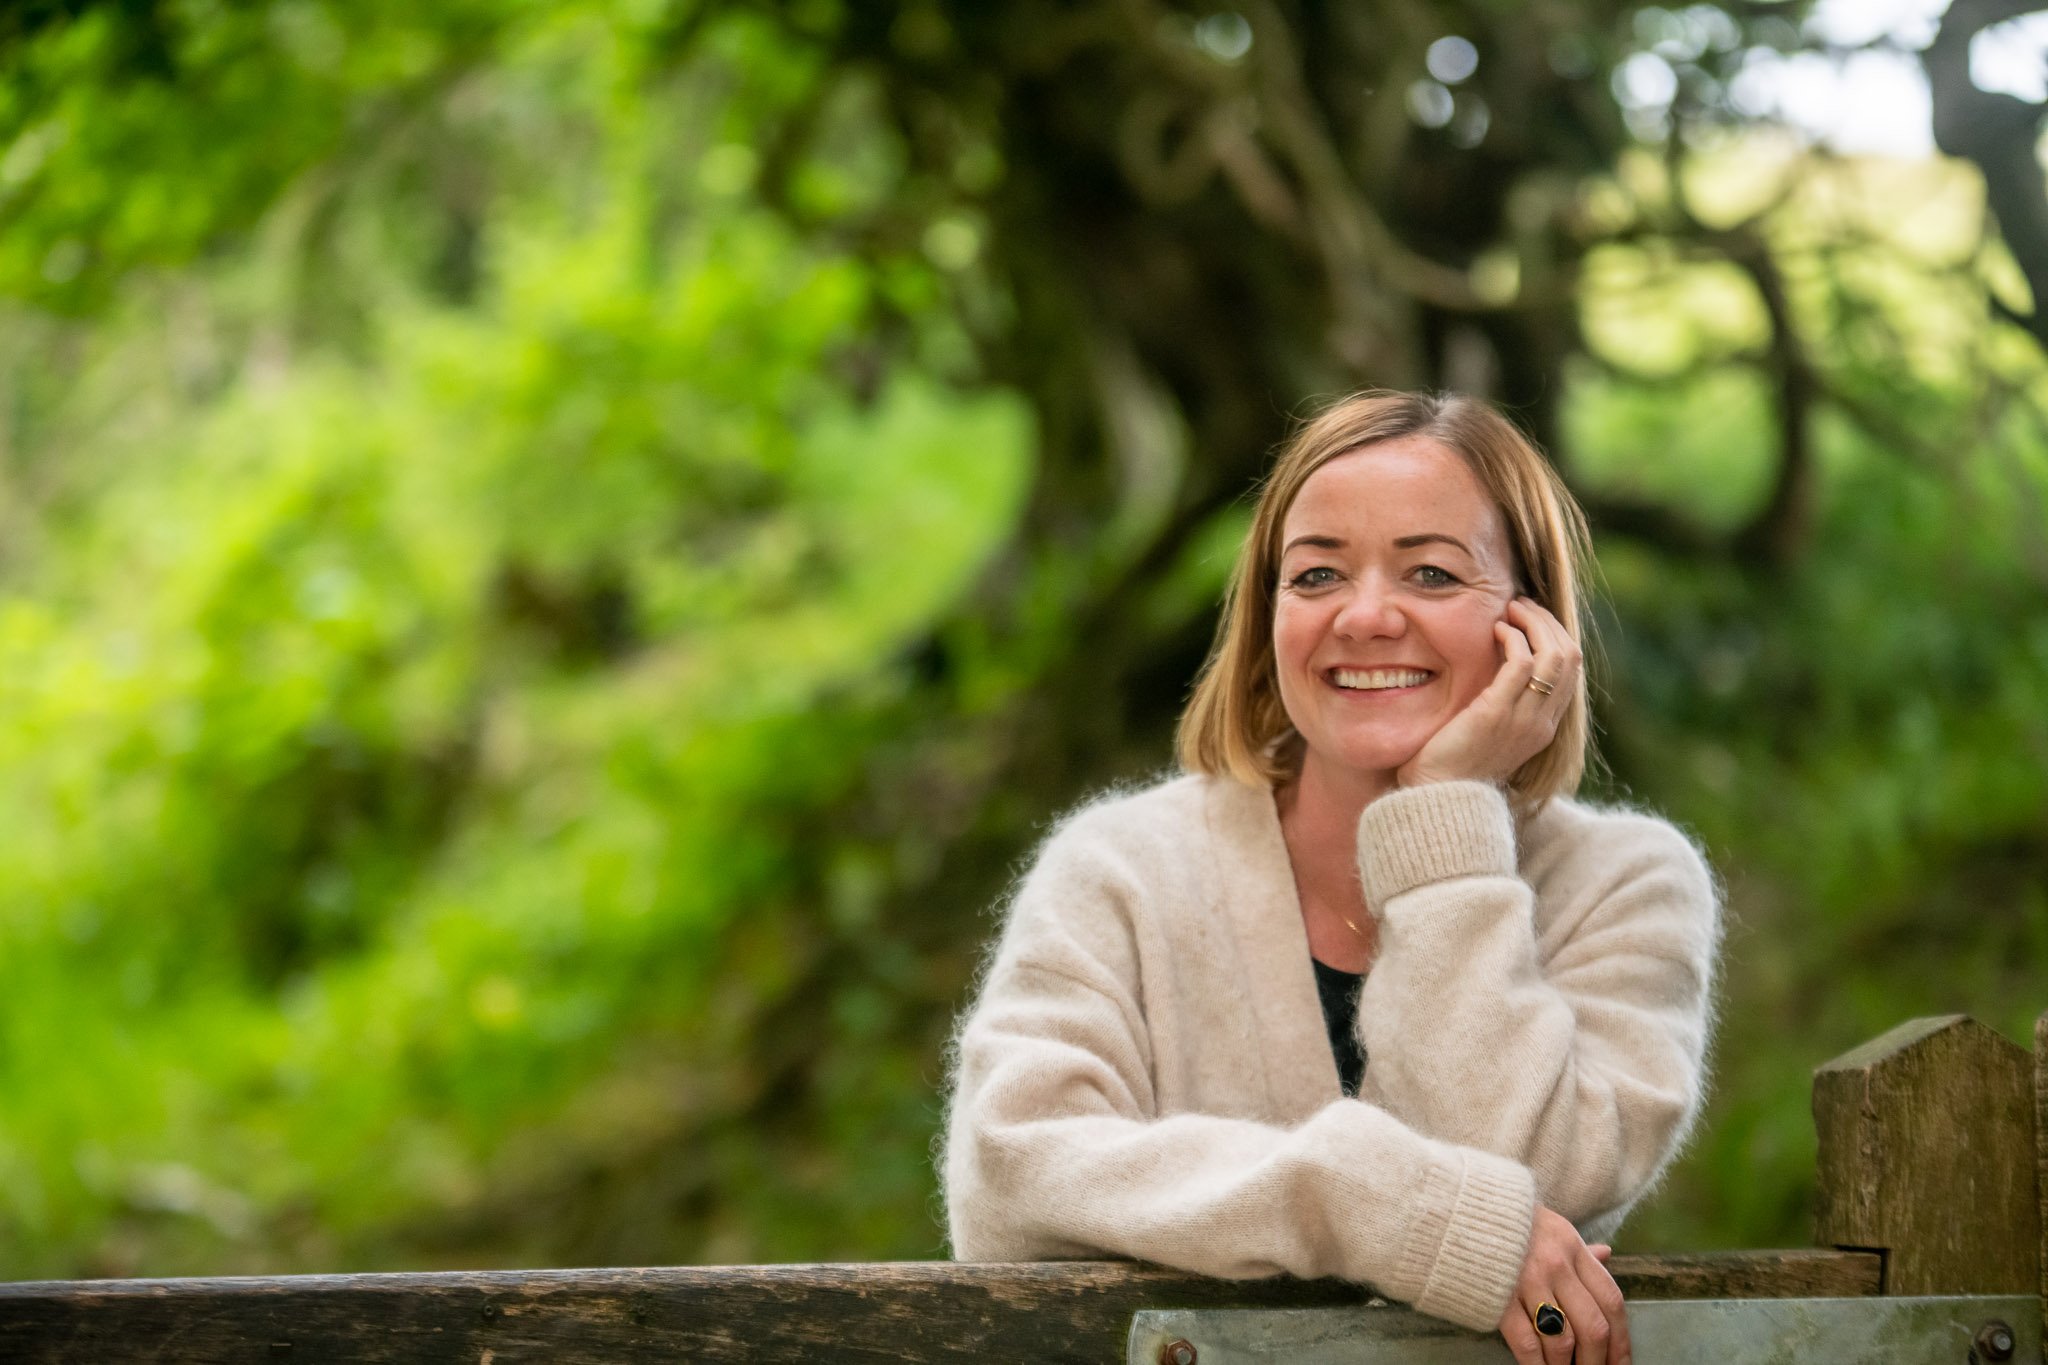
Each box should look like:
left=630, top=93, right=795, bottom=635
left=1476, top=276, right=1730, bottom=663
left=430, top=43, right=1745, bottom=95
left=1532, top=1302, right=1566, bottom=1337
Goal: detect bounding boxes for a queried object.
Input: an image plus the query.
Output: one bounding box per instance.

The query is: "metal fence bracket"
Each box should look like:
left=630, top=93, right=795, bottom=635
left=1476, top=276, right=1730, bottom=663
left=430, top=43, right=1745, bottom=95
left=1128, top=1294, right=2042, bottom=1364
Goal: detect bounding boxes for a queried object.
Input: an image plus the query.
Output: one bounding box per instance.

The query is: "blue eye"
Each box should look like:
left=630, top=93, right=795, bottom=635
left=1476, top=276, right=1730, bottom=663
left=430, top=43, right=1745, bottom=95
left=1288, top=566, right=1340, bottom=589
left=1413, top=565, right=1458, bottom=588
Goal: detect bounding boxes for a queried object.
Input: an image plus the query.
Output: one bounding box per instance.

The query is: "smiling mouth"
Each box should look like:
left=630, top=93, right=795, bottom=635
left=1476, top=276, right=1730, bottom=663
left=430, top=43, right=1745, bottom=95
left=1329, top=667, right=1434, bottom=691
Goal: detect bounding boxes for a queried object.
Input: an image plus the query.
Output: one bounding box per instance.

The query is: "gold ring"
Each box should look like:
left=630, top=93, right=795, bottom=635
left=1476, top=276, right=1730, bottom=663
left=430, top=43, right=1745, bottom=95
left=1527, top=676, right=1556, bottom=697
left=1532, top=1301, right=1566, bottom=1337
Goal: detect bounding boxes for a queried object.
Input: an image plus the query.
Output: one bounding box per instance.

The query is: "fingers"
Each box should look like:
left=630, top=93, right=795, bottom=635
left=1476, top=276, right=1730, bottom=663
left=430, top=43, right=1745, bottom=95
left=1509, top=1209, right=1630, bottom=1365
left=1539, top=1246, right=1630, bottom=1365
left=1534, top=1300, right=1576, bottom=1365
left=1552, top=1270, right=1611, bottom=1365
left=1485, top=619, right=1537, bottom=705
left=1582, top=1245, right=1631, bottom=1365
left=1504, top=596, right=1576, bottom=661
left=1515, top=1213, right=1578, bottom=1365
left=1491, top=611, right=1558, bottom=727
left=1505, top=597, right=1582, bottom=708
left=1505, top=594, right=1571, bottom=648
left=1497, top=1309, right=1548, bottom=1365
left=1498, top=616, right=1535, bottom=662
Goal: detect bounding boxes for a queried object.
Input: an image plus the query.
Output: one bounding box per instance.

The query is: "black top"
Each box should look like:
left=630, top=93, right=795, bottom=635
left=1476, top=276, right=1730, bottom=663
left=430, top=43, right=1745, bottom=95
left=1312, top=957, right=1367, bottom=1097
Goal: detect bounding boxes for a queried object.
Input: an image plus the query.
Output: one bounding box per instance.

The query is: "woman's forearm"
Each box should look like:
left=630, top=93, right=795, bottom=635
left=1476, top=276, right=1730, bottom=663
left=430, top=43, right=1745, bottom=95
left=1352, top=782, right=1718, bottom=1220
left=946, top=960, right=1539, bottom=1331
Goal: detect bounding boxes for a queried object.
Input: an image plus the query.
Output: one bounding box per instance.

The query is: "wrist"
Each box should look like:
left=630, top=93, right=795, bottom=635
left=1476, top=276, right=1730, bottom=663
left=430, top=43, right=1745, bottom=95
left=1355, top=781, right=1518, bottom=907
left=1397, top=760, right=1493, bottom=790
left=1396, top=756, right=1450, bottom=788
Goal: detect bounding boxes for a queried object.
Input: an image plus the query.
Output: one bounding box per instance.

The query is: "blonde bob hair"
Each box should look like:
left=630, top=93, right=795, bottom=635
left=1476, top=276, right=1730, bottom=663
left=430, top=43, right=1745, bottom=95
left=1176, top=389, right=1596, bottom=808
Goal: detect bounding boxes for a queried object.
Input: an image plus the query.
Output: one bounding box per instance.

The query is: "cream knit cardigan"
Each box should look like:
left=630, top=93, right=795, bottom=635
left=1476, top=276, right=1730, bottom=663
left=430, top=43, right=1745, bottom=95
left=941, top=775, right=1719, bottom=1332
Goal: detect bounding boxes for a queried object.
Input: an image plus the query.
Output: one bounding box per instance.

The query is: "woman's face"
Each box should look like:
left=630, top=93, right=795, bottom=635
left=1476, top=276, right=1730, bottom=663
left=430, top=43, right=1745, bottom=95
left=1271, top=435, right=1519, bottom=786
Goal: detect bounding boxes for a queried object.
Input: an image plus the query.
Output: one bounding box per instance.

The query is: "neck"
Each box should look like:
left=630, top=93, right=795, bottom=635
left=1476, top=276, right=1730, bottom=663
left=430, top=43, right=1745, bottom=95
left=1276, top=754, right=1393, bottom=971
left=1278, top=752, right=1396, bottom=845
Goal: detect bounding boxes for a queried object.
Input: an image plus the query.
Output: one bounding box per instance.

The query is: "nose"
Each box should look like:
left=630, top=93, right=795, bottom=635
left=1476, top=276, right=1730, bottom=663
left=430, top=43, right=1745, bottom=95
left=1333, top=575, right=1406, bottom=640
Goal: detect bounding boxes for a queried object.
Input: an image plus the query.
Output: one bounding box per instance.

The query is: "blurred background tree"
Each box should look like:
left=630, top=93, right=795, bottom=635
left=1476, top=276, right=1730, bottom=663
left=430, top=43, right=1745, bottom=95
left=0, top=0, right=2044, bottom=1277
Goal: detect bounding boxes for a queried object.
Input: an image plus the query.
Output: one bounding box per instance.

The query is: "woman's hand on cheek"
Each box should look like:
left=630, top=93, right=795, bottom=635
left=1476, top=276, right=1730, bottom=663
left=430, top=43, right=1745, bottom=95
left=1395, top=598, right=1580, bottom=790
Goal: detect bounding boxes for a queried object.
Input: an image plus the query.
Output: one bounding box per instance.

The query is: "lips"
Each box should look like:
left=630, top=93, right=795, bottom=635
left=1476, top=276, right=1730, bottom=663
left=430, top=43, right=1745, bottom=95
left=1329, top=667, right=1433, bottom=691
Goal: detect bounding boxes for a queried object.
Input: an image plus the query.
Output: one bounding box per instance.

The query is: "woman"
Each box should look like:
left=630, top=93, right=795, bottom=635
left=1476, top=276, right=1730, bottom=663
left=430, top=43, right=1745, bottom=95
left=941, top=390, right=1717, bottom=1365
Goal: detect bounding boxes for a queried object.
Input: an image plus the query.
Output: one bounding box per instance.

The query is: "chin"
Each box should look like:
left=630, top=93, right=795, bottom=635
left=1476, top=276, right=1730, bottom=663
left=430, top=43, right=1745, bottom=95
left=1308, top=737, right=1426, bottom=780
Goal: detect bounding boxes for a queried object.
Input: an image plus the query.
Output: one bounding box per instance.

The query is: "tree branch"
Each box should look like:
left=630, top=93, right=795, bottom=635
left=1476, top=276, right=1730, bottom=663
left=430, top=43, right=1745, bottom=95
left=1723, top=235, right=1817, bottom=566
left=1924, top=0, right=2048, bottom=354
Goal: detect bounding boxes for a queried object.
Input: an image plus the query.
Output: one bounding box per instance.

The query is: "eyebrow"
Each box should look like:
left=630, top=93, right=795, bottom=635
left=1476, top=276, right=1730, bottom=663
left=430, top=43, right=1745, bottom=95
left=1393, top=533, right=1473, bottom=555
left=1280, top=532, right=1474, bottom=557
left=1280, top=534, right=1344, bottom=556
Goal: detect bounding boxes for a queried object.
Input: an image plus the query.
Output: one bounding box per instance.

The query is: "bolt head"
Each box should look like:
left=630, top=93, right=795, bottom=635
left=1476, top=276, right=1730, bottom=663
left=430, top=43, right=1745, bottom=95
left=1158, top=1339, right=1197, bottom=1365
left=1974, top=1320, right=2015, bottom=1363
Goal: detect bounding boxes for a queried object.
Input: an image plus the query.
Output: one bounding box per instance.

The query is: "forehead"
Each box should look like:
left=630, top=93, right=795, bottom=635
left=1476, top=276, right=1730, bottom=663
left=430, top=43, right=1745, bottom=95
left=1280, top=434, right=1505, bottom=549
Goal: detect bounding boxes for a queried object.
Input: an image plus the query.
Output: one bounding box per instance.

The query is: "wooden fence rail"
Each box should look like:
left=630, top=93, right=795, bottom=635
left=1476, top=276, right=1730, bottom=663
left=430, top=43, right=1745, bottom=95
left=0, top=1012, right=2039, bottom=1364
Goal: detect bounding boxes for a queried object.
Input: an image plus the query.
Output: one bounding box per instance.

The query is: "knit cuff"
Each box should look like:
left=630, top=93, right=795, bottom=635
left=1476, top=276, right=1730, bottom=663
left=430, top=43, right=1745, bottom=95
left=1399, top=1149, right=1536, bottom=1332
left=1357, top=781, right=1516, bottom=911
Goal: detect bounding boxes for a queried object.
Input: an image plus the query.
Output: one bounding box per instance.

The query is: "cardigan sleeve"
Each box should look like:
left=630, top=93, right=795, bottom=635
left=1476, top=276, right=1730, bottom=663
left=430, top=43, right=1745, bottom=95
left=942, top=815, right=1538, bottom=1334
left=1352, top=781, right=1719, bottom=1227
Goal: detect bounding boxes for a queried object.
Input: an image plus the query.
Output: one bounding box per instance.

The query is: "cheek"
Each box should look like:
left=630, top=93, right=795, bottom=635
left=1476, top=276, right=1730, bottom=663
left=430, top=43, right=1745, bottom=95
left=1270, top=602, right=1327, bottom=717
left=1437, top=609, right=1504, bottom=702
left=1271, top=600, right=1317, bottom=666
left=1269, top=601, right=1335, bottom=679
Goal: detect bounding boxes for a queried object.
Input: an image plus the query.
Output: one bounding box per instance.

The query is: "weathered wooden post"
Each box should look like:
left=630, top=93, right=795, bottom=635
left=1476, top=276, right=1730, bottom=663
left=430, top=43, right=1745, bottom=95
left=2037, top=1009, right=2047, bottom=1364
left=1813, top=1014, right=2042, bottom=1300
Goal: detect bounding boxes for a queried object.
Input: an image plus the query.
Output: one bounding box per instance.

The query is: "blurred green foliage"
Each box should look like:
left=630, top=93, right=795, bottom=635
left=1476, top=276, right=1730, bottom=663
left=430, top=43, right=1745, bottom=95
left=1565, top=157, right=2048, bottom=1240
left=1, top=2, right=1026, bottom=1274
left=0, top=0, right=2044, bottom=1280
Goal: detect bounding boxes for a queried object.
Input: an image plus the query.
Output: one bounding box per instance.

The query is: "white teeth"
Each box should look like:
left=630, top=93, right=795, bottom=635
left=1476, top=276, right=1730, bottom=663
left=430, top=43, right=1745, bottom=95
left=1332, top=668, right=1431, bottom=691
